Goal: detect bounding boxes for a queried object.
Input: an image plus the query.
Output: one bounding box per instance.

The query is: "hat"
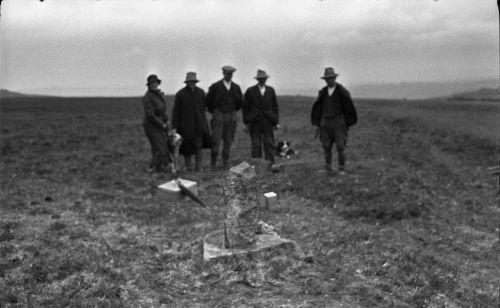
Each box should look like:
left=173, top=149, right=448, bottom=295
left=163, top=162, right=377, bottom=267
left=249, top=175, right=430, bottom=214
left=321, top=67, right=339, bottom=79
left=222, top=65, right=236, bottom=73
left=146, top=74, right=161, bottom=85
left=254, top=69, right=270, bottom=79
left=184, top=72, right=199, bottom=83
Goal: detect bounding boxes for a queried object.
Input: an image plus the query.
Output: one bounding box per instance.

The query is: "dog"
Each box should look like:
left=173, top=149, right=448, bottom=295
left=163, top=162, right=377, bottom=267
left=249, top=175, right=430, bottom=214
left=275, top=140, right=297, bottom=159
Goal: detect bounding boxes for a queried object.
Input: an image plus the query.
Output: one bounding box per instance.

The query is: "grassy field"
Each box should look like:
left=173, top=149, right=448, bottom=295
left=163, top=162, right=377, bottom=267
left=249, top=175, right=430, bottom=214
left=0, top=95, right=499, bottom=307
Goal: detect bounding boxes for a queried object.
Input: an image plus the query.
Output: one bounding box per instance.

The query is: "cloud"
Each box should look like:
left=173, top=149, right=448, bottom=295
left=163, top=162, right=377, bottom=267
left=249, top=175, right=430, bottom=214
left=0, top=0, right=497, bottom=94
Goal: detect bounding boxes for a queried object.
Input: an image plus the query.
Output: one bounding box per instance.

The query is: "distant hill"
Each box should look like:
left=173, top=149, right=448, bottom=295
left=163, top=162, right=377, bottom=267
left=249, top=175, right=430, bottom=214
left=280, top=79, right=499, bottom=100
left=448, top=88, right=500, bottom=102
left=0, top=89, right=29, bottom=98
left=0, top=89, right=59, bottom=99
left=350, top=79, right=499, bottom=100
left=7, top=79, right=498, bottom=100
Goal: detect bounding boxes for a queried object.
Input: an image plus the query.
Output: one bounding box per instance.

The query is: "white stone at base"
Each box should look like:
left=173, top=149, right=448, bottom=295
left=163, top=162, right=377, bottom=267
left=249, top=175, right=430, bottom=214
left=203, top=229, right=296, bottom=262
left=157, top=178, right=198, bottom=201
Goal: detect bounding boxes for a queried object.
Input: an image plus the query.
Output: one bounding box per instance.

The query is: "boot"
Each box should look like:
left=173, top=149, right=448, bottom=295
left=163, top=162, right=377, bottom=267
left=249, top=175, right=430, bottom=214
left=183, top=155, right=193, bottom=171
left=323, top=147, right=333, bottom=173
left=211, top=152, right=218, bottom=170
left=195, top=149, right=203, bottom=172
left=222, top=147, right=230, bottom=168
left=338, top=150, right=346, bottom=174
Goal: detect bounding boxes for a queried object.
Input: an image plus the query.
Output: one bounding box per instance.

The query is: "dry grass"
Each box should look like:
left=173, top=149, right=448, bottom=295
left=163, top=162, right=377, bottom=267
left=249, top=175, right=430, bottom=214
left=1, top=95, right=499, bottom=307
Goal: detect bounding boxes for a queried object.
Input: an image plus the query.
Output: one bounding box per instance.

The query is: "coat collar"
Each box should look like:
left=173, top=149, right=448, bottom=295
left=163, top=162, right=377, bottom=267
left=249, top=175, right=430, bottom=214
left=148, top=89, right=165, bottom=100
left=183, top=85, right=200, bottom=93
left=322, top=83, right=343, bottom=92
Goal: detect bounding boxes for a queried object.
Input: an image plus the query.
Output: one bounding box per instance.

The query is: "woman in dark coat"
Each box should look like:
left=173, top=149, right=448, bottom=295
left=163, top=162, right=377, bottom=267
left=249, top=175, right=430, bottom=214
left=142, top=74, right=171, bottom=173
left=172, top=72, right=210, bottom=171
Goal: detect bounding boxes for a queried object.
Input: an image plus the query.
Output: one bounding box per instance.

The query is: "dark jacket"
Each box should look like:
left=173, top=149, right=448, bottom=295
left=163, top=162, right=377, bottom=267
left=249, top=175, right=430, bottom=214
left=206, top=80, right=243, bottom=113
left=172, top=86, right=210, bottom=155
left=142, top=90, right=169, bottom=127
left=311, top=83, right=357, bottom=127
left=243, top=85, right=279, bottom=126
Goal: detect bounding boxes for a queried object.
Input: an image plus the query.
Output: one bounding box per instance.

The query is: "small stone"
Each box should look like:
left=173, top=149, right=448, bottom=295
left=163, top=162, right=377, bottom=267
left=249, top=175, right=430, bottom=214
left=260, top=192, right=278, bottom=209
left=270, top=163, right=283, bottom=173
left=303, top=255, right=314, bottom=263
left=256, top=220, right=276, bottom=235
left=190, top=239, right=204, bottom=265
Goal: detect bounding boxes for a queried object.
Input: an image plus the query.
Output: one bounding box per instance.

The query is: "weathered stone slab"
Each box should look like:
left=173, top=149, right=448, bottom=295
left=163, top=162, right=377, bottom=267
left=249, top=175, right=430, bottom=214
left=203, top=229, right=299, bottom=264
left=223, top=162, right=259, bottom=248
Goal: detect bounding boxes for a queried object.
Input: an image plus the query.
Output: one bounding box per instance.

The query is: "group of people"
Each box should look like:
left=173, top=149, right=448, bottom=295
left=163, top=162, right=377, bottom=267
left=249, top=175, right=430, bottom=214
left=141, top=65, right=357, bottom=175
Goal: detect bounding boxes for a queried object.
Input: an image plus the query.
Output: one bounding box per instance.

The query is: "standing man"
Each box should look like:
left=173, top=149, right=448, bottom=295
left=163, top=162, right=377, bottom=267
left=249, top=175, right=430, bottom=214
left=206, top=65, right=243, bottom=169
left=142, top=74, right=171, bottom=173
left=311, top=67, right=357, bottom=175
left=172, top=72, right=210, bottom=172
left=243, top=69, right=279, bottom=170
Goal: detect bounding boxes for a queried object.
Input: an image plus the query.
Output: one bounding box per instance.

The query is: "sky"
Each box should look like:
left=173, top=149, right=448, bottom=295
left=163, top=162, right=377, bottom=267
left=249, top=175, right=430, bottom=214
left=0, top=0, right=498, bottom=96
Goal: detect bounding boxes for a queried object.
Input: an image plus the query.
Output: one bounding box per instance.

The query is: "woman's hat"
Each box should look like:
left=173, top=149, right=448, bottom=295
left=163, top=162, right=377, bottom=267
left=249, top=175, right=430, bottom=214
left=321, top=67, right=339, bottom=79
left=255, top=69, right=270, bottom=79
left=146, top=74, right=161, bottom=85
left=184, top=72, right=199, bottom=83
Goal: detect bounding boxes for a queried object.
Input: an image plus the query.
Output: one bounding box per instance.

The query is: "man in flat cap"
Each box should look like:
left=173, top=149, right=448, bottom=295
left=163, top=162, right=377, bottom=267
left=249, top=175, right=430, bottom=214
left=243, top=69, right=279, bottom=170
left=311, top=67, right=357, bottom=175
left=206, top=65, right=243, bottom=169
left=172, top=72, right=211, bottom=171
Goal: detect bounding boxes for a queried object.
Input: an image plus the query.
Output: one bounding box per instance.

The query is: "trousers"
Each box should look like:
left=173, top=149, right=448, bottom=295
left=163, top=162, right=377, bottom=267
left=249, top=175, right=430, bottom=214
left=249, top=120, right=275, bottom=162
left=319, top=115, right=347, bottom=168
left=211, top=110, right=237, bottom=165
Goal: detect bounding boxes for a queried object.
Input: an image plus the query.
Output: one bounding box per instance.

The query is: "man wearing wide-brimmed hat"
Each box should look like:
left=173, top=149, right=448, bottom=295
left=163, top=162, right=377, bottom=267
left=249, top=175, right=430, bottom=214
left=172, top=72, right=211, bottom=171
left=142, top=74, right=172, bottom=173
left=243, top=69, right=279, bottom=170
left=206, top=65, right=243, bottom=169
left=311, top=67, right=357, bottom=175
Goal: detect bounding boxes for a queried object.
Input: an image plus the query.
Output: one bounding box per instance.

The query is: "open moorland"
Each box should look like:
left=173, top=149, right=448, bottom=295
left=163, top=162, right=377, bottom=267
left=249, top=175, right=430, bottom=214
left=0, top=94, right=499, bottom=307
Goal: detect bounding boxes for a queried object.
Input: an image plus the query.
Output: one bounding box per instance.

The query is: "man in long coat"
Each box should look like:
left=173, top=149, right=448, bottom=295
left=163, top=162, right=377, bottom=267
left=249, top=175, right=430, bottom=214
left=172, top=72, right=210, bottom=172
left=243, top=69, right=279, bottom=169
left=142, top=74, right=171, bottom=173
left=206, top=65, right=243, bottom=169
left=310, top=67, right=357, bottom=174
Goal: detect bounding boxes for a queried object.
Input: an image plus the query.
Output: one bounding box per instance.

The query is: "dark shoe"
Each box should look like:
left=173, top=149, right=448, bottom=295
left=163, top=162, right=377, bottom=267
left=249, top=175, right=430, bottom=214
left=183, top=155, right=193, bottom=171
left=211, top=152, right=218, bottom=167
left=268, top=162, right=281, bottom=173
left=267, top=161, right=274, bottom=171
left=338, top=166, right=346, bottom=176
